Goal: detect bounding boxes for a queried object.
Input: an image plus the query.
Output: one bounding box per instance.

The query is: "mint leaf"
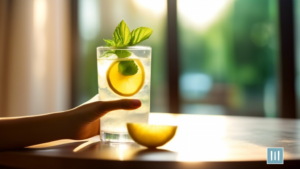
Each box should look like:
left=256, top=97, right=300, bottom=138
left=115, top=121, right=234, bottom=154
left=104, top=39, right=115, bottom=46
left=100, top=50, right=115, bottom=58
left=118, top=60, right=138, bottom=76
left=115, top=50, right=131, bottom=58
left=113, top=20, right=131, bottom=47
left=102, top=20, right=153, bottom=76
left=130, top=27, right=153, bottom=45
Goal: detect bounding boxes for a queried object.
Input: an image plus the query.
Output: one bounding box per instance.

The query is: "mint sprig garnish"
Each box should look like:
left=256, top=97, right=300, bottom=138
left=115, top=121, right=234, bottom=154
left=118, top=61, right=138, bottom=76
left=103, top=39, right=115, bottom=47
left=103, top=20, right=153, bottom=47
left=101, top=50, right=115, bottom=58
left=101, top=20, right=153, bottom=76
left=130, top=27, right=153, bottom=45
left=113, top=20, right=131, bottom=47
left=115, top=50, right=131, bottom=58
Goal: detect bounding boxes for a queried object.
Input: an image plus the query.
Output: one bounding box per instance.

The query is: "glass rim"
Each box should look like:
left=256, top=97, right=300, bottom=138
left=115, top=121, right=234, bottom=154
left=97, top=46, right=151, bottom=50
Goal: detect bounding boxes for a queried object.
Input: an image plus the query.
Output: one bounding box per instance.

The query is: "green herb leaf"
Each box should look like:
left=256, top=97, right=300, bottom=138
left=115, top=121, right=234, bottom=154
left=115, top=50, right=131, bottom=58
left=118, top=60, right=138, bottom=76
left=102, top=20, right=153, bottom=76
left=104, top=39, right=115, bottom=46
left=113, top=20, right=131, bottom=47
left=100, top=50, right=115, bottom=58
left=130, top=27, right=153, bottom=45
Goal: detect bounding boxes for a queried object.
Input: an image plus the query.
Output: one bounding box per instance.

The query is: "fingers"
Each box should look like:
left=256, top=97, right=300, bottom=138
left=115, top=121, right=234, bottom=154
left=71, top=99, right=142, bottom=123
left=98, top=99, right=141, bottom=113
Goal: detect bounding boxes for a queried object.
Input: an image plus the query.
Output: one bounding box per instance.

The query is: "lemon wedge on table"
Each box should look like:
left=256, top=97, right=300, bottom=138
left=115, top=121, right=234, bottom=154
left=127, top=123, right=178, bottom=148
left=107, top=60, right=145, bottom=97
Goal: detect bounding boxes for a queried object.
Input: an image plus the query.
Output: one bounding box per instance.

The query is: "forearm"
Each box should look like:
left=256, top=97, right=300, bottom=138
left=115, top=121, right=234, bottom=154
left=0, top=111, right=73, bottom=151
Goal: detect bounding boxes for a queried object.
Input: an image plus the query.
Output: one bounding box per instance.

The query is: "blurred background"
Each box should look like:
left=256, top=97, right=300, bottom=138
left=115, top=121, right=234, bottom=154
left=0, top=0, right=299, bottom=118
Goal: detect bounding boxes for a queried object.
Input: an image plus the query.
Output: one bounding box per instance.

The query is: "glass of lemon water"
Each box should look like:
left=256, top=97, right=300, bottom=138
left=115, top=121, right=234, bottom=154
left=97, top=46, right=151, bottom=142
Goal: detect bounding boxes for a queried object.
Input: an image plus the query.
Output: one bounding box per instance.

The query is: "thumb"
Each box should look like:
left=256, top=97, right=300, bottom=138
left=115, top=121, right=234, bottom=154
left=71, top=99, right=142, bottom=124
left=98, top=99, right=142, bottom=113
left=83, top=99, right=142, bottom=121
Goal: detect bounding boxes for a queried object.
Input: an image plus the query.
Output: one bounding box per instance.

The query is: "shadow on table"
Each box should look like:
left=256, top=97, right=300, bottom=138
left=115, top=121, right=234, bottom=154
left=133, top=148, right=178, bottom=161
left=71, top=141, right=178, bottom=161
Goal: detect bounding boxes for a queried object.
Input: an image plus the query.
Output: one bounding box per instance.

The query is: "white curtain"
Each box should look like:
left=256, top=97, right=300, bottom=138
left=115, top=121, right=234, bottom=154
left=0, top=0, right=71, bottom=117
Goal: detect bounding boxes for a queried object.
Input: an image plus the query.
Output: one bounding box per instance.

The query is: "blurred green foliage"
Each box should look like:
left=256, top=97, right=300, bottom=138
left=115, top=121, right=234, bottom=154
left=179, top=0, right=279, bottom=116
left=77, top=0, right=280, bottom=116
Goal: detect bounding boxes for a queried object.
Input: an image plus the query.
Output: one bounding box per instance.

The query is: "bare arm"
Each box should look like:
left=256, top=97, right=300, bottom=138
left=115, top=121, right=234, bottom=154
left=0, top=111, right=72, bottom=151
left=0, top=99, right=141, bottom=151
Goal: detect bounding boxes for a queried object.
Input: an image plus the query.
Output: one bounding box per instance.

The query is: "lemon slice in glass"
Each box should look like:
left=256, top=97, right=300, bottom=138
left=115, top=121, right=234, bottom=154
left=127, top=123, right=178, bottom=148
left=107, top=60, right=145, bottom=96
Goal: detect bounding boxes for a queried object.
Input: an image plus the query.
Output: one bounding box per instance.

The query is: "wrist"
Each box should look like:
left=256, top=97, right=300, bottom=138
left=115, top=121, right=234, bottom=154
left=55, top=110, right=78, bottom=140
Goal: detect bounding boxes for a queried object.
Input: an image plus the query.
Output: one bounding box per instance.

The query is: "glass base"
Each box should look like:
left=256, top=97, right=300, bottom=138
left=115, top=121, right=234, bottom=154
left=100, top=131, right=133, bottom=142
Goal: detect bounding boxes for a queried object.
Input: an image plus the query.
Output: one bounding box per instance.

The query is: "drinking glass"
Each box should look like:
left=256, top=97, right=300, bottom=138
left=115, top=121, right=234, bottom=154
left=97, top=46, right=151, bottom=142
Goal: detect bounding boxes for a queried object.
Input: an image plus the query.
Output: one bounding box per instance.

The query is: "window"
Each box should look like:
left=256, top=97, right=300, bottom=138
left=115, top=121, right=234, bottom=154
left=178, top=0, right=279, bottom=116
left=73, top=0, right=298, bottom=118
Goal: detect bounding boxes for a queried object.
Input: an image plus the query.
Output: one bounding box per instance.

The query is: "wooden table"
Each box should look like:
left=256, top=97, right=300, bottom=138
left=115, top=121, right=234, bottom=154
left=0, top=113, right=299, bottom=169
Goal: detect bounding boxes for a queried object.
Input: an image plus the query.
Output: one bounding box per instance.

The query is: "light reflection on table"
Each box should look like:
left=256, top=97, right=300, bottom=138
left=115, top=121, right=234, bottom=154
left=67, top=113, right=299, bottom=162
left=153, top=114, right=229, bottom=162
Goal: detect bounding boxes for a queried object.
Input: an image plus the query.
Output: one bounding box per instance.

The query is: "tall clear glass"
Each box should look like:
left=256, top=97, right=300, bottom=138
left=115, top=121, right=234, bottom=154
left=97, top=46, right=151, bottom=142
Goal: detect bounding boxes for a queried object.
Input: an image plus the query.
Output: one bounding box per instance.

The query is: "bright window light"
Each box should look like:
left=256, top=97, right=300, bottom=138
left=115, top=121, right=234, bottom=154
left=133, top=0, right=166, bottom=16
left=79, top=0, right=100, bottom=41
left=178, top=0, right=233, bottom=30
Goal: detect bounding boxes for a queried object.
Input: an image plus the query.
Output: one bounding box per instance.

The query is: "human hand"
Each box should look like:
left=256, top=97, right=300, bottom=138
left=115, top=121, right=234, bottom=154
left=66, top=95, right=141, bottom=140
left=0, top=95, right=141, bottom=150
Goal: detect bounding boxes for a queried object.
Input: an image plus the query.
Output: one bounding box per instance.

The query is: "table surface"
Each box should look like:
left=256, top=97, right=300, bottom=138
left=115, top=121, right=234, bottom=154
left=0, top=113, right=300, bottom=169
